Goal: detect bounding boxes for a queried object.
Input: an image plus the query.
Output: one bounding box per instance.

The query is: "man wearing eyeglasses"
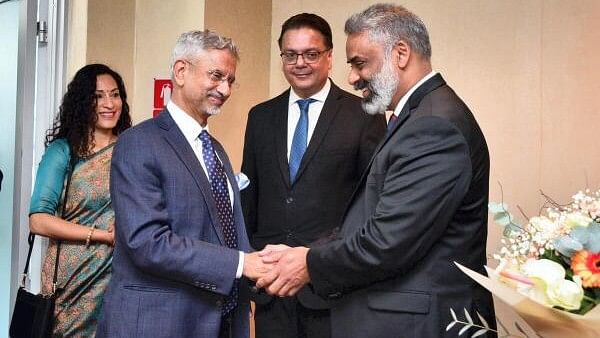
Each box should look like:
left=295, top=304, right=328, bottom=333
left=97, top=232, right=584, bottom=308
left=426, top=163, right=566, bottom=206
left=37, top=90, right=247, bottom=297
left=241, top=13, right=386, bottom=338
left=98, top=30, right=268, bottom=338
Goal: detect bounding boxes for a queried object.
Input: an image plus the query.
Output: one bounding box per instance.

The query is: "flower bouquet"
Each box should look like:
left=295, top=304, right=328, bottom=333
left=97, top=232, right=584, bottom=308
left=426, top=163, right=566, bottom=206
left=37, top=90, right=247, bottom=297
left=455, top=189, right=600, bottom=338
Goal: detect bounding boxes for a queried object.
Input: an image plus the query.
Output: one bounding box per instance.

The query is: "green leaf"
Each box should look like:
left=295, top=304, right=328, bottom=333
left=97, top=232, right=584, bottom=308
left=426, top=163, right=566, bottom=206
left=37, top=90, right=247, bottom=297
left=488, top=202, right=508, bottom=214
left=503, top=222, right=522, bottom=237
left=493, top=212, right=512, bottom=226
left=446, top=321, right=457, bottom=331
left=471, top=328, right=488, bottom=338
left=476, top=311, right=490, bottom=329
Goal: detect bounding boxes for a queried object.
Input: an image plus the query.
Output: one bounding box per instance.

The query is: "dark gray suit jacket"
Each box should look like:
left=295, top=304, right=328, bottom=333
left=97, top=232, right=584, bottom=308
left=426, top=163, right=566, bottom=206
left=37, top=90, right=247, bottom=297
left=241, top=82, right=386, bottom=308
left=97, top=110, right=251, bottom=338
left=307, top=74, right=496, bottom=337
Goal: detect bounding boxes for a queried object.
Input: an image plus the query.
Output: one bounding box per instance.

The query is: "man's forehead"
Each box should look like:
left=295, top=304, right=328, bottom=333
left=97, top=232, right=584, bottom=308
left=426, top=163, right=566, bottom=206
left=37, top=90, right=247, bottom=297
left=197, top=49, right=237, bottom=69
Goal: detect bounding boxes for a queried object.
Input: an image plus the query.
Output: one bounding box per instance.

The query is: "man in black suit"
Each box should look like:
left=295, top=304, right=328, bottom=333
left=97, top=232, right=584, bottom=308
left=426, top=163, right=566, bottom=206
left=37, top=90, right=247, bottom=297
left=241, top=13, right=385, bottom=338
left=256, top=4, right=496, bottom=338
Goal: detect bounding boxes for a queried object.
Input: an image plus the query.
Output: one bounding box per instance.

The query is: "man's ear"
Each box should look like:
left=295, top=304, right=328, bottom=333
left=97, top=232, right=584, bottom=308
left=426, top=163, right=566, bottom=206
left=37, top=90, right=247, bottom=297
left=393, top=40, right=411, bottom=69
left=172, top=60, right=187, bottom=86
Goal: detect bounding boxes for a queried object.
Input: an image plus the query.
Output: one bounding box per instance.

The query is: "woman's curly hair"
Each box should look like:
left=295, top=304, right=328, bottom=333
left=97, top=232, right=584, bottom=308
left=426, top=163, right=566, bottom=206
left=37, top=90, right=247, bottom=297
left=45, top=64, right=132, bottom=157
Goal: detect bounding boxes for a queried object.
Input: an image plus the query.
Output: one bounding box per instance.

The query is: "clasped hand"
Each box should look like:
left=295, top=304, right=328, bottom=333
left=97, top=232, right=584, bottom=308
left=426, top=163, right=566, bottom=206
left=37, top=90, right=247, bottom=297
left=243, top=245, right=310, bottom=297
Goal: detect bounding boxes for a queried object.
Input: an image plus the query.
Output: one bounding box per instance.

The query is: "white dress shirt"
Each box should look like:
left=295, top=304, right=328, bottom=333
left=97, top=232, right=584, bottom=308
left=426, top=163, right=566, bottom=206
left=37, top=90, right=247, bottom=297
left=287, top=79, right=331, bottom=160
left=167, top=100, right=244, bottom=278
left=390, top=71, right=437, bottom=122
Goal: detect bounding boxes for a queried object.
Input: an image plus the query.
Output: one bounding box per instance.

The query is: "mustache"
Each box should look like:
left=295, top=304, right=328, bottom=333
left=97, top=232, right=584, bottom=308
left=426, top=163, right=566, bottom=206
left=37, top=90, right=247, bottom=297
left=353, top=78, right=369, bottom=91
left=353, top=78, right=378, bottom=101
left=207, top=90, right=226, bottom=100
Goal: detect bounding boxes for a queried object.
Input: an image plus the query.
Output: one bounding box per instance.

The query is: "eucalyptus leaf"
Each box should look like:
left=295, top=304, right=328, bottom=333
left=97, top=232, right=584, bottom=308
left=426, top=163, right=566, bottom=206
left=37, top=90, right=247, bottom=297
left=476, top=311, right=490, bottom=328
left=459, top=324, right=472, bottom=336
left=569, top=226, right=590, bottom=246
left=493, top=212, right=512, bottom=226
left=554, top=235, right=583, bottom=258
left=503, top=223, right=522, bottom=237
left=446, top=321, right=457, bottom=331
left=585, top=223, right=600, bottom=252
left=471, top=328, right=488, bottom=338
left=450, top=308, right=457, bottom=320
left=464, top=308, right=473, bottom=324
left=488, top=202, right=508, bottom=214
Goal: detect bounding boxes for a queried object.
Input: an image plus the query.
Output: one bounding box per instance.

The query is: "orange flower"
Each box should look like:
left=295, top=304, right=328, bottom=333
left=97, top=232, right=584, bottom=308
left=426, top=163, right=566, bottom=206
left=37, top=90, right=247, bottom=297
left=571, top=250, right=600, bottom=288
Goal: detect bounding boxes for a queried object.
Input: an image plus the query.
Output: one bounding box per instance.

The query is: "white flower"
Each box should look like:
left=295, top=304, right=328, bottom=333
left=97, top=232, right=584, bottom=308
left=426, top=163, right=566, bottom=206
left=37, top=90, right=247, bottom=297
left=519, top=259, right=583, bottom=310
left=564, top=212, right=592, bottom=228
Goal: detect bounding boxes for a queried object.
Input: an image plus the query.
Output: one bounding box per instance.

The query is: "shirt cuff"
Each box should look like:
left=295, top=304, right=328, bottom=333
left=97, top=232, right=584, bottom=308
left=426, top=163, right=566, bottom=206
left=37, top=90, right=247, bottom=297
left=236, top=251, right=244, bottom=278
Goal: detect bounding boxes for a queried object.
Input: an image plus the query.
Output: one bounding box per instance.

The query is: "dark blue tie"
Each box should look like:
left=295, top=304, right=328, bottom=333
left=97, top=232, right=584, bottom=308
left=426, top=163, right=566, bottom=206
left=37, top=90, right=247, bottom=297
left=198, top=130, right=238, bottom=315
left=289, top=98, right=316, bottom=182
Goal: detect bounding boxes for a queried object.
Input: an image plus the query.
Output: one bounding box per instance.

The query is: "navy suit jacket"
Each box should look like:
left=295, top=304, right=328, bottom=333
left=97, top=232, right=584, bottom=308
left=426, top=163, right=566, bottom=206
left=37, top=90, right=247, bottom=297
left=97, top=110, right=251, bottom=338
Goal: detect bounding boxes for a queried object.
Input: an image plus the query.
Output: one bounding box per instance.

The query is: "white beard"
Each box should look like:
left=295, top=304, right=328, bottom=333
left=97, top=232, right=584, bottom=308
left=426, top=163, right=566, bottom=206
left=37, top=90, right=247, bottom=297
left=205, top=105, right=221, bottom=116
left=361, top=57, right=399, bottom=115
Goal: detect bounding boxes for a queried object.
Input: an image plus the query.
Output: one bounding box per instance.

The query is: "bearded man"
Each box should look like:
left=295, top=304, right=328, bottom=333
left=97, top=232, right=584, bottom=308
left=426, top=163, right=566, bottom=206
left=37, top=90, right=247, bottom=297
left=254, top=4, right=497, bottom=338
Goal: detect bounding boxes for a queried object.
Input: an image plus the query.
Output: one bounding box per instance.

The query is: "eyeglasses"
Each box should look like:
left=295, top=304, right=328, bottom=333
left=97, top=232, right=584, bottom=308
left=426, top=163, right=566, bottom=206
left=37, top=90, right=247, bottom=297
left=184, top=60, right=239, bottom=89
left=206, top=69, right=238, bottom=89
left=280, top=49, right=331, bottom=65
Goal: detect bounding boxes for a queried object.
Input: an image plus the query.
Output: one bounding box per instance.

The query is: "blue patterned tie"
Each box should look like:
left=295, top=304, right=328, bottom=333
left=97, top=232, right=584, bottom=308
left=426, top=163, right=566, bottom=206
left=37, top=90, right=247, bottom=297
left=289, top=98, right=316, bottom=182
left=198, top=130, right=238, bottom=315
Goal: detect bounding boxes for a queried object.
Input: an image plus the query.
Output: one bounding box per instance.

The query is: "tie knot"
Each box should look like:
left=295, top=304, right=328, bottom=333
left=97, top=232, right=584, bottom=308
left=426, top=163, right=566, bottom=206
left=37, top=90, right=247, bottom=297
left=297, top=98, right=316, bottom=114
left=198, top=130, right=211, bottom=143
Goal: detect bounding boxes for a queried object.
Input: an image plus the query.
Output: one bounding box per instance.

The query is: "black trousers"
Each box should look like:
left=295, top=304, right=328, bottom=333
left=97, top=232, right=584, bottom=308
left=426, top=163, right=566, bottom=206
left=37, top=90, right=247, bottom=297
left=254, top=296, right=331, bottom=338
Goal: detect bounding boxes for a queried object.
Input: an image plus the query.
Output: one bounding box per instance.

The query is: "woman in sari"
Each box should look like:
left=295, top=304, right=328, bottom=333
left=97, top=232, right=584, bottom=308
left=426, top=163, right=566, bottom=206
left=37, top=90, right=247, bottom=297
left=29, top=63, right=132, bottom=336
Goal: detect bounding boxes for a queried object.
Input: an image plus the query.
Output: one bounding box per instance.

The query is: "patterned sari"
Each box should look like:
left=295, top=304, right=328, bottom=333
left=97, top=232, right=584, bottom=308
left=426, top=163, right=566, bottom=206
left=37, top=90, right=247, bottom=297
left=31, top=140, right=115, bottom=337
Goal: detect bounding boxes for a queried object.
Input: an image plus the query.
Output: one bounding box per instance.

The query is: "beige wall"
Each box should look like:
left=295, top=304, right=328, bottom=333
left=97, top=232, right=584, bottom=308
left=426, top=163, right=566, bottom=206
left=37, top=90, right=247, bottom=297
left=205, top=0, right=272, bottom=171
left=87, top=0, right=135, bottom=103
left=271, top=0, right=600, bottom=334
left=65, top=0, right=88, bottom=81
left=132, top=0, right=205, bottom=123
left=83, top=0, right=205, bottom=122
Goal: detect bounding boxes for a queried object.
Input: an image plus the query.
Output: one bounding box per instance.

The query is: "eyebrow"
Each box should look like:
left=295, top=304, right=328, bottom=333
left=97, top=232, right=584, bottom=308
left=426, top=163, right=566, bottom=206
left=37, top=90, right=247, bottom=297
left=347, top=56, right=362, bottom=64
left=95, top=88, right=119, bottom=92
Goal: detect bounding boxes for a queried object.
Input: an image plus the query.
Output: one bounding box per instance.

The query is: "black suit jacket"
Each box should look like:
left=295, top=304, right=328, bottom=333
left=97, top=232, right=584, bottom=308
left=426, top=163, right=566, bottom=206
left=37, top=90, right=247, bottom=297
left=241, top=82, right=386, bottom=308
left=307, top=74, right=496, bottom=337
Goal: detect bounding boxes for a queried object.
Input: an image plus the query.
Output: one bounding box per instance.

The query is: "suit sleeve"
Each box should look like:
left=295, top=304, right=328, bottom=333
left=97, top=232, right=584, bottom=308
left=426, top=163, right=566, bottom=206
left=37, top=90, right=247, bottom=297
left=307, top=116, right=472, bottom=296
left=110, top=129, right=239, bottom=296
left=358, top=113, right=386, bottom=173
left=240, top=108, right=258, bottom=243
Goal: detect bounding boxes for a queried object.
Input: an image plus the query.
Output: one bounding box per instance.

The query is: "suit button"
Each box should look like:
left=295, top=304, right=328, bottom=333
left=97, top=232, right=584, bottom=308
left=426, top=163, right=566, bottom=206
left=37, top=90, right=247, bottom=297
left=216, top=300, right=223, bottom=307
left=286, top=197, right=294, bottom=204
left=286, top=232, right=293, bottom=240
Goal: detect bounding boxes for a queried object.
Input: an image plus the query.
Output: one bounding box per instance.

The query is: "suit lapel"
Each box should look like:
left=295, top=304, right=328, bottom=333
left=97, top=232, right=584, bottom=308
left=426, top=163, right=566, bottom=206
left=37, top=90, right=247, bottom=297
left=156, top=110, right=226, bottom=245
left=292, top=82, right=343, bottom=184
left=344, top=74, right=447, bottom=212
left=274, top=91, right=292, bottom=188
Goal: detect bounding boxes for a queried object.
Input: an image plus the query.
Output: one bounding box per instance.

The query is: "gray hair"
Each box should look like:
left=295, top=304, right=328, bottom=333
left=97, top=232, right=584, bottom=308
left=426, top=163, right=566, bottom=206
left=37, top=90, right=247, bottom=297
left=344, top=3, right=431, bottom=59
left=170, top=29, right=239, bottom=80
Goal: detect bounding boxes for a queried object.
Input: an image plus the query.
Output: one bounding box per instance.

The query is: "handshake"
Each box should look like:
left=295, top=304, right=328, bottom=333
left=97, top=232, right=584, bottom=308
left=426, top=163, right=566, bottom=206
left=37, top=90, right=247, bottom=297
left=242, top=245, right=311, bottom=297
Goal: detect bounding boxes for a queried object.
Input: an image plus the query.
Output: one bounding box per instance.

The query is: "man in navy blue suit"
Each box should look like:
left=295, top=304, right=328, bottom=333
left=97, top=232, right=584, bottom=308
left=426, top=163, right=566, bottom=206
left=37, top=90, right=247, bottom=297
left=98, top=30, right=268, bottom=338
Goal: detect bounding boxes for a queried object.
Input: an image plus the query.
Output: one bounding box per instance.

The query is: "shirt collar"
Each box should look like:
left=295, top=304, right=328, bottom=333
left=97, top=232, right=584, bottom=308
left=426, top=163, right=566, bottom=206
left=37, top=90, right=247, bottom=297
left=288, top=78, right=331, bottom=107
left=167, top=100, right=208, bottom=144
left=392, top=71, right=437, bottom=117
